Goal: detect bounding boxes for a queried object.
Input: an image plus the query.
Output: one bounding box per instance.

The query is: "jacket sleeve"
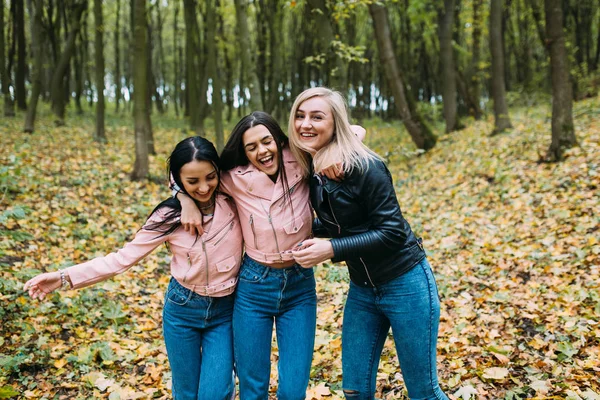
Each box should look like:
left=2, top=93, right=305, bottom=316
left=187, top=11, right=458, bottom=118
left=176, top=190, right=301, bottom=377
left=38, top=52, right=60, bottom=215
left=330, top=160, right=407, bottom=262
left=65, top=211, right=172, bottom=289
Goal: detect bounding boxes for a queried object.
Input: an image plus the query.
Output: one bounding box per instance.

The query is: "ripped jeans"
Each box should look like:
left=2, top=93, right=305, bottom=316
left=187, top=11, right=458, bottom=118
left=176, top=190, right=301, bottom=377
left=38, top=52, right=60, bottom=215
left=341, top=258, right=448, bottom=400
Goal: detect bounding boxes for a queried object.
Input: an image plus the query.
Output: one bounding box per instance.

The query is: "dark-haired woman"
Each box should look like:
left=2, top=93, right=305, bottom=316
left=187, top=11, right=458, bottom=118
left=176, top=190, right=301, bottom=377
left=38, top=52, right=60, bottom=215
left=176, top=112, right=365, bottom=400
left=24, top=137, right=243, bottom=400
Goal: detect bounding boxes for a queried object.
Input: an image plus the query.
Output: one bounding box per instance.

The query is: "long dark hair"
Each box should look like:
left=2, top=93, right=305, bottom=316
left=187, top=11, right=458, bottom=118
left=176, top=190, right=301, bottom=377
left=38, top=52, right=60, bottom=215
left=220, top=111, right=292, bottom=209
left=145, top=136, right=221, bottom=237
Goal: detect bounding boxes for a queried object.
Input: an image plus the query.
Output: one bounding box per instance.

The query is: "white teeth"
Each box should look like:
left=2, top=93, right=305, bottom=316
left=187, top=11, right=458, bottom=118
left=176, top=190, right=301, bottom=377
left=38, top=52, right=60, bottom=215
left=301, top=133, right=316, bottom=138
left=259, top=156, right=273, bottom=163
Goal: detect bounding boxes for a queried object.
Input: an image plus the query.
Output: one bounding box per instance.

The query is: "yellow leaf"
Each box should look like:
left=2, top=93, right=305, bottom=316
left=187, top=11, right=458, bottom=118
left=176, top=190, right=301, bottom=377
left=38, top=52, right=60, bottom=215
left=482, top=367, right=509, bottom=379
left=53, top=358, right=67, bottom=369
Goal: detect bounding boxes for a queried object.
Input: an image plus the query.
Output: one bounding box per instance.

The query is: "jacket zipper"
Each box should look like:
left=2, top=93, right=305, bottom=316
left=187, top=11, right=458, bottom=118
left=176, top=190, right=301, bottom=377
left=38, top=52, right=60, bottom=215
left=202, top=240, right=209, bottom=287
left=183, top=253, right=193, bottom=283
left=268, top=214, right=283, bottom=262
left=249, top=214, right=258, bottom=248
left=327, top=195, right=342, bottom=235
left=360, top=257, right=376, bottom=287
left=212, top=221, right=235, bottom=246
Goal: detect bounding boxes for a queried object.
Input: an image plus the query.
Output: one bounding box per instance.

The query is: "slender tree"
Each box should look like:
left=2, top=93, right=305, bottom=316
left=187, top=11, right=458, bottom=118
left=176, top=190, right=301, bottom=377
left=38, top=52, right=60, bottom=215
left=14, top=0, right=26, bottom=110
left=23, top=0, right=43, bottom=133
left=489, top=0, right=512, bottom=134
left=544, top=0, right=576, bottom=161
left=206, top=0, right=224, bottom=151
left=49, top=1, right=86, bottom=126
left=233, top=0, right=263, bottom=110
left=306, top=0, right=348, bottom=92
left=368, top=3, right=437, bottom=150
left=172, top=0, right=180, bottom=116
left=438, top=0, right=460, bottom=132
left=115, top=0, right=121, bottom=112
left=470, top=0, right=484, bottom=119
left=131, top=0, right=150, bottom=180
left=94, top=0, right=106, bottom=142
left=183, top=0, right=205, bottom=134
left=1, top=0, right=14, bottom=117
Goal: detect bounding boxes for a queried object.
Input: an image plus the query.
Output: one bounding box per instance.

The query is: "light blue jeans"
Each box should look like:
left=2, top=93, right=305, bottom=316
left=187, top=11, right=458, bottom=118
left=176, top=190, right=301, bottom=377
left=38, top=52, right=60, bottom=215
left=163, top=278, right=235, bottom=400
left=233, top=255, right=317, bottom=400
left=342, top=258, right=448, bottom=400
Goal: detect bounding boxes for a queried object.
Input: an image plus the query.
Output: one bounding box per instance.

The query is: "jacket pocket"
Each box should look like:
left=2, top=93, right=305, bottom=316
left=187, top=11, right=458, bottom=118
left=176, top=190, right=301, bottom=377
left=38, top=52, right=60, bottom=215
left=283, top=217, right=304, bottom=235
left=166, top=283, right=194, bottom=306
left=216, top=256, right=237, bottom=273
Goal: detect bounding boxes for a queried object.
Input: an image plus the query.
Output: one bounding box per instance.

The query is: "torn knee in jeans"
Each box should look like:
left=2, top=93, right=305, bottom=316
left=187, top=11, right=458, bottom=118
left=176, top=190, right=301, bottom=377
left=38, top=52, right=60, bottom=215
left=343, top=389, right=360, bottom=397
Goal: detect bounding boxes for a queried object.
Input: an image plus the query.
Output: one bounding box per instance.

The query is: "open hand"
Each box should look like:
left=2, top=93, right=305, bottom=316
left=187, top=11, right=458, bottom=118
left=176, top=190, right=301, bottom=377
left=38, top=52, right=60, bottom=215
left=23, top=271, right=62, bottom=300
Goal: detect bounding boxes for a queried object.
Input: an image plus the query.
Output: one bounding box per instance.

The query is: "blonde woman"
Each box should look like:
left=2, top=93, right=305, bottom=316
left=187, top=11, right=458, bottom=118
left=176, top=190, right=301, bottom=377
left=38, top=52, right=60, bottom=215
left=289, top=87, right=448, bottom=400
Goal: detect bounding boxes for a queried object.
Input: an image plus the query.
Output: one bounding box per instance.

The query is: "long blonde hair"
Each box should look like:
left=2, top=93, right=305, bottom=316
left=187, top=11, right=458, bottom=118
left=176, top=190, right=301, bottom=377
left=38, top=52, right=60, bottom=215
left=288, top=87, right=380, bottom=177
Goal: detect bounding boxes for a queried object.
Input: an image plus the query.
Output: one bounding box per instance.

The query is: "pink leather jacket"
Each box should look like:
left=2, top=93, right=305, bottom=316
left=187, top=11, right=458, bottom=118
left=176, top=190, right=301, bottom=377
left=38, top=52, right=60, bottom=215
left=220, top=147, right=312, bottom=264
left=66, top=194, right=243, bottom=297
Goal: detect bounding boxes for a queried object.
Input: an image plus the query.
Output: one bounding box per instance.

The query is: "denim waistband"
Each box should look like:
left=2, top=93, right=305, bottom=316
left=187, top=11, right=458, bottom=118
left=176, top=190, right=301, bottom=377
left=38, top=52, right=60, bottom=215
left=243, top=254, right=300, bottom=275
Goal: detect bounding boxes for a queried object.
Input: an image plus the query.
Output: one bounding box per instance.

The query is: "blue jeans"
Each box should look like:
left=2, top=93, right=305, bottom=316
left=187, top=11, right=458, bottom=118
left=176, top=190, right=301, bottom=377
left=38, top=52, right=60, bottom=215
left=163, top=278, right=235, bottom=400
left=233, top=256, right=317, bottom=400
left=342, top=259, right=448, bottom=400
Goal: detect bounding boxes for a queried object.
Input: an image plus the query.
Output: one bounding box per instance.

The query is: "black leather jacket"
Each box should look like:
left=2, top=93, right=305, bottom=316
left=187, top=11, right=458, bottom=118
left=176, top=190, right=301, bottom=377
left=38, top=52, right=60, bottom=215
left=310, top=158, right=426, bottom=287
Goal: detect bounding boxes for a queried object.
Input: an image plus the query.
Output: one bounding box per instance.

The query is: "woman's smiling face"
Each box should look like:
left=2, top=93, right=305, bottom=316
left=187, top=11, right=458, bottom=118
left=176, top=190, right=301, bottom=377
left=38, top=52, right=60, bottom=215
left=179, top=160, right=219, bottom=204
left=243, top=124, right=280, bottom=180
left=294, top=96, right=335, bottom=154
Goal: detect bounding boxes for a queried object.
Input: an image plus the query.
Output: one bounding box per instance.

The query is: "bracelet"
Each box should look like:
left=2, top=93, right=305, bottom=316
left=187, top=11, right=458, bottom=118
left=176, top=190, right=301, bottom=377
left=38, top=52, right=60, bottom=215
left=59, top=269, right=70, bottom=289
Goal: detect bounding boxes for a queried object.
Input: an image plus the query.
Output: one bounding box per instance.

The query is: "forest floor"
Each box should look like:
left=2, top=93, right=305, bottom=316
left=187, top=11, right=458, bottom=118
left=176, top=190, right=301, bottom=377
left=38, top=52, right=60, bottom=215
left=1, top=96, right=599, bottom=399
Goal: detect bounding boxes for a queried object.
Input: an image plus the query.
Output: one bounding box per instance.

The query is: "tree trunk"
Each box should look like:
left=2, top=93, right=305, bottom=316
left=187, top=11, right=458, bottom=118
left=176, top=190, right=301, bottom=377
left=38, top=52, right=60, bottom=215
left=173, top=0, right=180, bottom=116
left=490, top=0, right=512, bottom=134
left=206, top=0, right=223, bottom=151
left=438, top=0, right=460, bottom=132
left=115, top=0, right=121, bottom=113
left=50, top=2, right=86, bottom=126
left=73, top=30, right=84, bottom=115
left=368, top=3, right=437, bottom=150
left=544, top=0, right=577, bottom=161
left=1, top=0, right=14, bottom=117
left=23, top=0, right=43, bottom=133
left=234, top=0, right=263, bottom=110
left=469, top=0, right=483, bottom=119
left=183, top=0, right=203, bottom=134
left=266, top=3, right=283, bottom=118
left=306, top=0, right=348, bottom=92
left=94, top=0, right=106, bottom=142
left=131, top=0, right=150, bottom=181
left=14, top=0, right=26, bottom=110
left=145, top=6, right=156, bottom=154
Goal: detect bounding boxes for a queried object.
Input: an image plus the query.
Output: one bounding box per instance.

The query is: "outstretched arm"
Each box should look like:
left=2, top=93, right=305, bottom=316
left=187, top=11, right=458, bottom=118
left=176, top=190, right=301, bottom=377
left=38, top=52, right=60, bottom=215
left=24, top=211, right=171, bottom=298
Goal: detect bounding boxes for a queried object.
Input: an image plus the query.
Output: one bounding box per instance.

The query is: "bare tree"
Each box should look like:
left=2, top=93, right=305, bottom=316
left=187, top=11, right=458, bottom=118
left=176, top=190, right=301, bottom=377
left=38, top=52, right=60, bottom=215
left=94, top=0, right=106, bottom=142
left=131, top=0, right=150, bottom=180
left=234, top=0, right=263, bottom=110
left=23, top=0, right=43, bottom=133
left=438, top=0, right=460, bottom=132
left=1, top=0, right=15, bottom=117
left=369, top=3, right=437, bottom=150
left=543, top=0, right=576, bottom=161
left=490, top=0, right=512, bottom=134
left=49, top=1, right=86, bottom=126
left=206, top=0, right=224, bottom=151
